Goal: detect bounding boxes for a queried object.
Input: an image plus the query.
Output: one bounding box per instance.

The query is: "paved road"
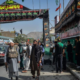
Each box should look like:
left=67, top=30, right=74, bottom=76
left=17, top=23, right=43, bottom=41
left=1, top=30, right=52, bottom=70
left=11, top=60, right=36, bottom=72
left=0, top=64, right=77, bottom=80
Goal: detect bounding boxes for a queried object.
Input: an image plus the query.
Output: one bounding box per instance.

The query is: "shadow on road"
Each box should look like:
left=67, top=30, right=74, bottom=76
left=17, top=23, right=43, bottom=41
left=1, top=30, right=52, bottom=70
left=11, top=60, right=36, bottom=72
left=0, top=64, right=4, bottom=66
left=0, top=77, right=9, bottom=80
left=18, top=75, right=77, bottom=80
left=19, top=76, right=31, bottom=80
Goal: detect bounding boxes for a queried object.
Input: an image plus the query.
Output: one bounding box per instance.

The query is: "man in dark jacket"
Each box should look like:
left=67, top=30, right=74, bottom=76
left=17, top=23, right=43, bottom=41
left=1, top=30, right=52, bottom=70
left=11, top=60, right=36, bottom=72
left=67, top=40, right=73, bottom=63
left=19, top=42, right=24, bottom=70
left=54, top=39, right=64, bottom=73
left=30, top=40, right=41, bottom=79
left=75, top=37, right=80, bottom=68
left=54, top=40, right=60, bottom=73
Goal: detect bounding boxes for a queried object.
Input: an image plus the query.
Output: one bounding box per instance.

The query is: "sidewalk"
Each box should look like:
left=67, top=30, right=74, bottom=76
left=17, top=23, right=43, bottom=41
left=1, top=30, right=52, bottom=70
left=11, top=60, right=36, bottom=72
left=18, top=65, right=76, bottom=80
left=67, top=63, right=80, bottom=80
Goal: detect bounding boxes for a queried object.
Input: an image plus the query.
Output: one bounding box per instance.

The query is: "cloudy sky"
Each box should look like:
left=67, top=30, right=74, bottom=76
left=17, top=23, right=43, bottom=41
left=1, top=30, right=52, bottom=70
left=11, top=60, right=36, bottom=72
left=0, top=0, right=69, bottom=34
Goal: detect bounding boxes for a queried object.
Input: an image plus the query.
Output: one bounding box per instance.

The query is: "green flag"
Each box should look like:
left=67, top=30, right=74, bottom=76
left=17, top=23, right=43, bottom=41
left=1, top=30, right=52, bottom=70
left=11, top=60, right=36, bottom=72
left=55, top=0, right=58, bottom=5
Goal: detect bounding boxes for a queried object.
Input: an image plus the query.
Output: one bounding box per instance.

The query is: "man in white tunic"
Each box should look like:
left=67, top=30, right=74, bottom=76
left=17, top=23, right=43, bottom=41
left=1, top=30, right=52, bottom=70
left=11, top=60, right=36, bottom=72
left=5, top=40, right=20, bottom=80
left=22, top=41, right=31, bottom=73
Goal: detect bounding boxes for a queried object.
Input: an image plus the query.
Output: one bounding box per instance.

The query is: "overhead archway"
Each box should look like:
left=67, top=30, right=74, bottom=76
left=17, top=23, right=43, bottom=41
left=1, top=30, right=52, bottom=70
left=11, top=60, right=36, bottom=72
left=0, top=0, right=50, bottom=47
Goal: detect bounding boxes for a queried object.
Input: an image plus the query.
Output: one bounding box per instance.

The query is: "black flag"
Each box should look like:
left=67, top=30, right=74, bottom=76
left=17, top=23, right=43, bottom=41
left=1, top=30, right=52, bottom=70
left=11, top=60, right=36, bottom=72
left=20, top=29, right=22, bottom=34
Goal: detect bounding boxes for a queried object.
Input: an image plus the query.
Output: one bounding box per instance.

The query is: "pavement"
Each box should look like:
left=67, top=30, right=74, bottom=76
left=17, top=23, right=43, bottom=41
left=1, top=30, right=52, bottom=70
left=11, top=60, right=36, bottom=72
left=67, top=63, right=80, bottom=80
left=0, top=55, right=78, bottom=80
left=0, top=64, right=77, bottom=80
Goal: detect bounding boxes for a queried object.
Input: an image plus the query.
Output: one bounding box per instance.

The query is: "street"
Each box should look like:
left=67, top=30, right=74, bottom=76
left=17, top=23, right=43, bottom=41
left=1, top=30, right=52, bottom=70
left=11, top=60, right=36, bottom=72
left=0, top=64, right=77, bottom=80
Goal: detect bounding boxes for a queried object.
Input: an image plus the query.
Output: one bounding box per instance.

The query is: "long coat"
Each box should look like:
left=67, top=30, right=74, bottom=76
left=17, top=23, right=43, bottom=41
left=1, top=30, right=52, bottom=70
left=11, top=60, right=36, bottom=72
left=4, top=45, right=20, bottom=78
left=30, top=45, right=41, bottom=72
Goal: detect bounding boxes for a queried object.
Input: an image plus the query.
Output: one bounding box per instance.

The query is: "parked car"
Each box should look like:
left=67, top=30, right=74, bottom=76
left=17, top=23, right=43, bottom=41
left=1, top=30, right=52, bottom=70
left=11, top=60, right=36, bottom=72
left=0, top=44, right=9, bottom=64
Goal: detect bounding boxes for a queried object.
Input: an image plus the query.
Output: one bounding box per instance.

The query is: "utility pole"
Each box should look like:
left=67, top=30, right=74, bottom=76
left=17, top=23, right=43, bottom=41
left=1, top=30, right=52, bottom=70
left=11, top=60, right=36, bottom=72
left=63, top=0, right=64, bottom=10
left=0, top=24, right=1, bottom=33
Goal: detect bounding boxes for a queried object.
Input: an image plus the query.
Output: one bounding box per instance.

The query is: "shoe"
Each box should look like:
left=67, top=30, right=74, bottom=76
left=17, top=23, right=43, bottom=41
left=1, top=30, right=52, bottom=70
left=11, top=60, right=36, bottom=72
left=16, top=77, right=18, bottom=80
left=32, top=76, right=35, bottom=78
left=41, top=68, right=44, bottom=70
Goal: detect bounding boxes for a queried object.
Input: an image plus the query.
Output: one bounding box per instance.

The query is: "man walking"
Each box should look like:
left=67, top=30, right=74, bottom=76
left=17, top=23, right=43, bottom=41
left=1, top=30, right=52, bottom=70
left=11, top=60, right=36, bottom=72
left=5, top=40, right=20, bottom=80
left=30, top=40, right=41, bottom=80
left=22, top=41, right=31, bottom=73
left=67, top=40, right=73, bottom=63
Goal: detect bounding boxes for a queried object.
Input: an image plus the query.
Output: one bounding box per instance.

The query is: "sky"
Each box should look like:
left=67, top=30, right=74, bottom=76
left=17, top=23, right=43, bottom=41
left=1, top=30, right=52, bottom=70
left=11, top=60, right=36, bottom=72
left=0, top=0, right=70, bottom=34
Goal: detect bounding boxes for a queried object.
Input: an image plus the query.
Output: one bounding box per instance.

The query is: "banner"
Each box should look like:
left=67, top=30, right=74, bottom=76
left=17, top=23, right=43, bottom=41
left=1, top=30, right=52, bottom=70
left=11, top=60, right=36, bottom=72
left=43, top=15, right=50, bottom=47
left=61, top=26, right=79, bottom=39
left=77, top=1, right=80, bottom=9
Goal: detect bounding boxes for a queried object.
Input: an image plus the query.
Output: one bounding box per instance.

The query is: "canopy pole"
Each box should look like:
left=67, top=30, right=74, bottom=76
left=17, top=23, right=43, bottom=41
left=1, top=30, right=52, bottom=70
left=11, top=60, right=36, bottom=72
left=32, top=0, right=34, bottom=11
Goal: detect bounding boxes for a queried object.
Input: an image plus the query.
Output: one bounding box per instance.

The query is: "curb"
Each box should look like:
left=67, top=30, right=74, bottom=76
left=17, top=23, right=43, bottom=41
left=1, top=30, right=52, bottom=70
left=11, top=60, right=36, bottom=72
left=67, top=65, right=80, bottom=80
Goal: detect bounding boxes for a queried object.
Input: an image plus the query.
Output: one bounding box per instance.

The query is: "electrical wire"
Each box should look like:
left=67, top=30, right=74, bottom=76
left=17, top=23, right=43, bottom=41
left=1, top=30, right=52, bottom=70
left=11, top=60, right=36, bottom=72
left=49, top=21, right=54, bottom=27
left=32, top=0, right=34, bottom=10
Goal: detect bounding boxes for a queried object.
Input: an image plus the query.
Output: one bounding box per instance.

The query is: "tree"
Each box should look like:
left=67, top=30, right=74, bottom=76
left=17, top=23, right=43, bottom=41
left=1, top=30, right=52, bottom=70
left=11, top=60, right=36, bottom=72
left=13, top=35, right=27, bottom=43
left=40, top=34, right=43, bottom=42
left=0, top=33, right=2, bottom=36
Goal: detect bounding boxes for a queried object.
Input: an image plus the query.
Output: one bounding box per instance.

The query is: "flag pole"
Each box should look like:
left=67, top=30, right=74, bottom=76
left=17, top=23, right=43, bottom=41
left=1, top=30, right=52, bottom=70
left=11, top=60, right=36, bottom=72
left=59, top=0, right=60, bottom=21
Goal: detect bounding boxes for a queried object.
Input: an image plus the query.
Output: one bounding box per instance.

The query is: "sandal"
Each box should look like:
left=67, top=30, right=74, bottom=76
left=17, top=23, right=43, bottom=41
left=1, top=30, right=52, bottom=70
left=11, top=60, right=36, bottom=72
left=22, top=70, right=27, bottom=73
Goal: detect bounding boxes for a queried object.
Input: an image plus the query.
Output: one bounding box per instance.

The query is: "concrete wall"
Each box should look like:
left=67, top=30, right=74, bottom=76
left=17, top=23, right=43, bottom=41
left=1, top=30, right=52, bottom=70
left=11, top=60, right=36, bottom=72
left=1, top=31, right=15, bottom=38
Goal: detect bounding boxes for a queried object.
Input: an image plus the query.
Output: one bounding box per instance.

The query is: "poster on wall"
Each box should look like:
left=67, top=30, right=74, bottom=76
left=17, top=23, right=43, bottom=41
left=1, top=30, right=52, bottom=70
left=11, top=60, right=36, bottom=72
left=69, top=8, right=71, bottom=15
left=43, top=17, right=50, bottom=47
left=44, top=22, right=48, bottom=27
left=46, top=44, right=50, bottom=47
left=72, top=4, right=75, bottom=12
left=77, top=1, right=80, bottom=9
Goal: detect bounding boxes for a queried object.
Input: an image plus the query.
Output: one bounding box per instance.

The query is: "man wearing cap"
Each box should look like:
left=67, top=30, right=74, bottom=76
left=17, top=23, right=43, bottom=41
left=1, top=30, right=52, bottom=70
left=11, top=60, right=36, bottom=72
left=5, top=40, right=20, bottom=80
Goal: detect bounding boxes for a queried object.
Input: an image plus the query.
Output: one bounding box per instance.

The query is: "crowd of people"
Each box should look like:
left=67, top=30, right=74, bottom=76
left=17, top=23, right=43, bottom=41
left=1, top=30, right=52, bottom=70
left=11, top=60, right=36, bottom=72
left=4, top=37, right=80, bottom=80
left=52, top=39, right=66, bottom=73
left=52, top=37, right=80, bottom=74
left=4, top=40, right=44, bottom=80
